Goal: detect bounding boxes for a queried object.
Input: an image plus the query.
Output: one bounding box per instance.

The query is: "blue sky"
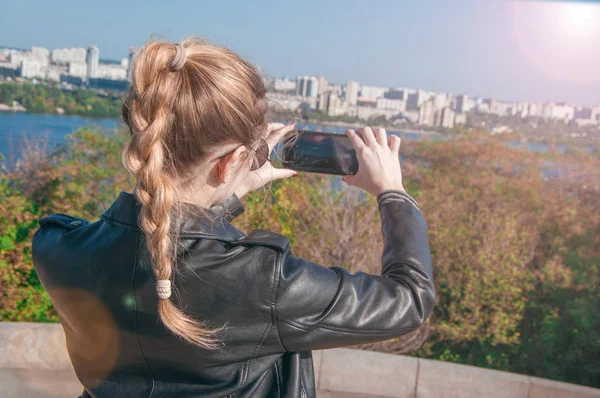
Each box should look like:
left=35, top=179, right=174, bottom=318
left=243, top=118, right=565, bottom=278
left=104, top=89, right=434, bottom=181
left=1, top=0, right=599, bottom=105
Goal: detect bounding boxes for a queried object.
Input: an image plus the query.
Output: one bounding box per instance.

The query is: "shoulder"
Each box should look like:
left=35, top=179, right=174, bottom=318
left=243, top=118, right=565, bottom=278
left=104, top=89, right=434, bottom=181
left=33, top=213, right=91, bottom=251
left=38, top=213, right=91, bottom=230
left=230, top=229, right=290, bottom=253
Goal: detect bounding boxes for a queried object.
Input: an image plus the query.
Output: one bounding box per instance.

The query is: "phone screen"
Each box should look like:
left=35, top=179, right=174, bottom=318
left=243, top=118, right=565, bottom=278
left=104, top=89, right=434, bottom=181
left=282, top=130, right=358, bottom=175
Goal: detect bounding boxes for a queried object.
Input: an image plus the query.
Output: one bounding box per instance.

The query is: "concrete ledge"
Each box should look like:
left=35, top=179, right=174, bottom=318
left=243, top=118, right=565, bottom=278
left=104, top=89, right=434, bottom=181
left=1, top=323, right=599, bottom=398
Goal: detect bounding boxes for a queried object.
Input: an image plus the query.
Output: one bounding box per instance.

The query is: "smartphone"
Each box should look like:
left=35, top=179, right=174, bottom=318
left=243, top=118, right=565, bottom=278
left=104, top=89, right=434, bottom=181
left=282, top=130, right=358, bottom=176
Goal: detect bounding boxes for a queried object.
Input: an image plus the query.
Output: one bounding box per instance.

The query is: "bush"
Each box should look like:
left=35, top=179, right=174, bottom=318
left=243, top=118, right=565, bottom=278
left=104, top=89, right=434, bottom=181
left=0, top=128, right=598, bottom=388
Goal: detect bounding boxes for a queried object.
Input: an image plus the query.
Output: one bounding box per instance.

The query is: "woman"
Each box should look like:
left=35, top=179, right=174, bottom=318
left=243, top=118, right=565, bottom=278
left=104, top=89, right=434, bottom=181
left=32, top=37, right=435, bottom=398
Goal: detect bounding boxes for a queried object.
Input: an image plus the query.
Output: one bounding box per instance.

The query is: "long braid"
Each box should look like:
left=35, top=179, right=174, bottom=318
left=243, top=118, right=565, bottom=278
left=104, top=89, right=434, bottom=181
left=121, top=37, right=268, bottom=348
left=122, top=50, right=219, bottom=349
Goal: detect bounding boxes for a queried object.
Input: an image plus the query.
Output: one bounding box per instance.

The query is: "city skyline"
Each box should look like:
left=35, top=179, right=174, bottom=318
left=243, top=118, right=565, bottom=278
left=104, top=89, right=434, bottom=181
left=2, top=40, right=599, bottom=110
left=1, top=0, right=600, bottom=105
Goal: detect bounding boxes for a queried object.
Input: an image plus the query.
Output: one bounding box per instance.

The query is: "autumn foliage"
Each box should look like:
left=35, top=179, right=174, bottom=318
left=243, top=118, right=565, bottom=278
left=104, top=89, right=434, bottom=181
left=0, top=128, right=598, bottom=387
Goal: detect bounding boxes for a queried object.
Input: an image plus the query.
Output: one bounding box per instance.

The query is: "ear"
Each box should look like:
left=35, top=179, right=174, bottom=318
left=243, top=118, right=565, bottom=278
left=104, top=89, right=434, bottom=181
left=216, top=146, right=248, bottom=184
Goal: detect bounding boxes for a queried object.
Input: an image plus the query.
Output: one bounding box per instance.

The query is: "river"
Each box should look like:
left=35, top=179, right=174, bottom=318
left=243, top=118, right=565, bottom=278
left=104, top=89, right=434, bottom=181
left=0, top=112, right=576, bottom=167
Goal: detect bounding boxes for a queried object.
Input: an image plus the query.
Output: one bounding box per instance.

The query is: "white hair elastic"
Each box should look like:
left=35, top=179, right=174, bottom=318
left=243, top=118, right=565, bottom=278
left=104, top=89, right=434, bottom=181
left=170, top=44, right=187, bottom=71
left=156, top=279, right=172, bottom=300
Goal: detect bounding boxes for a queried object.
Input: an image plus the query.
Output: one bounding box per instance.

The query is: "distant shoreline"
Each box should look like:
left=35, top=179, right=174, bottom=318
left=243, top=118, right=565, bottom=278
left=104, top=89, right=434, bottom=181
left=303, top=119, right=442, bottom=136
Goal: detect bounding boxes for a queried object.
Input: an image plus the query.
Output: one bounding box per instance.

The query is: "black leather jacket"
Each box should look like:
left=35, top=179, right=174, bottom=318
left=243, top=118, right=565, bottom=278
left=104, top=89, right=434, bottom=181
left=32, top=189, right=435, bottom=398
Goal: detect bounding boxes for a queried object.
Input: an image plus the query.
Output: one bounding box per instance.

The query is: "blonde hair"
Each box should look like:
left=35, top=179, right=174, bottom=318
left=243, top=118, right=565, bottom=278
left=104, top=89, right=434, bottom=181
left=121, top=37, right=268, bottom=348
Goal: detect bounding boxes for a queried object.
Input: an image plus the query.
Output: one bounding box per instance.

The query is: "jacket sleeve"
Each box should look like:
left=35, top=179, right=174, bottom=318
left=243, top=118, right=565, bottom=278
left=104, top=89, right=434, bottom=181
left=274, top=190, right=435, bottom=352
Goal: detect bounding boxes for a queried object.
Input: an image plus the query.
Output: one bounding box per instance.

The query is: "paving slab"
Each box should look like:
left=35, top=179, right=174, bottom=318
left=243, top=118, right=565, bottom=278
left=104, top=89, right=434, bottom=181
left=529, top=375, right=600, bottom=398
left=319, top=348, right=418, bottom=398
left=417, top=358, right=530, bottom=398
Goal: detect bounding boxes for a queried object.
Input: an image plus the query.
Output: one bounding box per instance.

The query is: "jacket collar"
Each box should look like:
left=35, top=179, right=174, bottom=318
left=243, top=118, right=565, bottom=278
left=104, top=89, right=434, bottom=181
left=100, top=191, right=245, bottom=242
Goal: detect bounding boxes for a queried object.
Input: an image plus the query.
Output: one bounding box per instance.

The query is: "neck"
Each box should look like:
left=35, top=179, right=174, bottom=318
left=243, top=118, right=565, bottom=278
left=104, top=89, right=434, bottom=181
left=175, top=182, right=218, bottom=209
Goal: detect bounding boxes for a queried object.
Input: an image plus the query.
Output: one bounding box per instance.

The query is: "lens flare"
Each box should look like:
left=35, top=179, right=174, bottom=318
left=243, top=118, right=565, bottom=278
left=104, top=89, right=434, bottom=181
left=512, top=0, right=600, bottom=83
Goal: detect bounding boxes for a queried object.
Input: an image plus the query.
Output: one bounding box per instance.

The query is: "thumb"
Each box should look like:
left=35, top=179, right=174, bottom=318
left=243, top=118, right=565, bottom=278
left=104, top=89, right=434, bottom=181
left=342, top=174, right=357, bottom=186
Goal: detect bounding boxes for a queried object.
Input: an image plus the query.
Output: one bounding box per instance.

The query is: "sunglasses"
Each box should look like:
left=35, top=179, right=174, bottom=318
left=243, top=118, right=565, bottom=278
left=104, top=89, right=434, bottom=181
left=218, top=138, right=271, bottom=171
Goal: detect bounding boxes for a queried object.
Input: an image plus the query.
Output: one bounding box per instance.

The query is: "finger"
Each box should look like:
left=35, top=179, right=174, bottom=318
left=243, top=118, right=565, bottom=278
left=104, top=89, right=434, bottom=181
left=267, top=122, right=285, bottom=133
left=375, top=128, right=387, bottom=146
left=264, top=167, right=298, bottom=182
left=267, top=123, right=296, bottom=147
left=390, top=135, right=401, bottom=154
left=345, top=129, right=366, bottom=151
left=359, top=126, right=377, bottom=147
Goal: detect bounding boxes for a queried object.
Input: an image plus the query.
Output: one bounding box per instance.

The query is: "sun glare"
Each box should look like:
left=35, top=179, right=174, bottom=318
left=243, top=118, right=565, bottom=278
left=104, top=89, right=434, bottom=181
left=512, top=1, right=600, bottom=83
left=559, top=2, right=599, bottom=37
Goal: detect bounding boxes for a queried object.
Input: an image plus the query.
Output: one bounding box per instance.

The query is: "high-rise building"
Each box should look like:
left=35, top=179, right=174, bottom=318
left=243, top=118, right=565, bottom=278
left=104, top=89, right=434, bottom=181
left=528, top=102, right=541, bottom=117
left=360, top=85, right=388, bottom=100
left=97, top=63, right=127, bottom=80
left=315, top=76, right=328, bottom=95
left=455, top=113, right=467, bottom=125
left=86, top=44, right=99, bottom=80
left=384, top=89, right=406, bottom=100
left=542, top=102, right=575, bottom=121
left=273, top=77, right=296, bottom=92
left=294, top=76, right=319, bottom=98
left=455, top=94, right=468, bottom=113
left=418, top=99, right=435, bottom=126
left=20, top=59, right=44, bottom=79
left=318, top=90, right=346, bottom=116
left=432, top=93, right=449, bottom=110
left=127, top=47, right=136, bottom=81
left=295, top=76, right=318, bottom=97
left=574, top=106, right=593, bottom=120
left=376, top=98, right=406, bottom=112
left=68, top=62, right=87, bottom=78
left=52, top=47, right=87, bottom=64
left=345, top=81, right=359, bottom=105
left=306, top=77, right=318, bottom=98
left=295, top=76, right=306, bottom=96
left=407, top=90, right=431, bottom=110
left=437, top=107, right=456, bottom=128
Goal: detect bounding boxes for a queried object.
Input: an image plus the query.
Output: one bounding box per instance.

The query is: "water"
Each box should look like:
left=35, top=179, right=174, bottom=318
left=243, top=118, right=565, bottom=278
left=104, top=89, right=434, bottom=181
left=0, top=112, right=122, bottom=165
left=0, top=112, right=589, bottom=166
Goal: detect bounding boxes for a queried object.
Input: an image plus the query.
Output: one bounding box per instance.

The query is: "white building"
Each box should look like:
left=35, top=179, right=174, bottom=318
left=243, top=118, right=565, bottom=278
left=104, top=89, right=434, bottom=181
left=543, top=102, right=575, bottom=121
left=20, top=59, right=45, bottom=78
left=315, top=76, right=328, bottom=95
left=347, top=105, right=397, bottom=120
left=68, top=62, right=87, bottom=78
left=52, top=47, right=87, bottom=64
left=127, top=47, right=136, bottom=81
left=376, top=98, right=406, bottom=112
left=488, top=100, right=516, bottom=116
left=418, top=99, right=435, bottom=126
left=97, top=63, right=127, bottom=80
left=455, top=94, right=469, bottom=113
left=267, top=92, right=305, bottom=112
left=321, top=91, right=346, bottom=116
left=31, top=46, right=50, bottom=58
left=10, top=49, right=49, bottom=69
left=345, top=81, right=359, bottom=105
left=407, top=89, right=432, bottom=110
left=455, top=113, right=467, bottom=125
left=45, top=65, right=63, bottom=82
left=432, top=93, right=449, bottom=110
left=86, top=45, right=99, bottom=79
left=295, top=76, right=319, bottom=98
left=360, top=85, right=388, bottom=100
left=527, top=102, right=542, bottom=117
left=436, top=107, right=456, bottom=128
left=273, top=77, right=296, bottom=92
